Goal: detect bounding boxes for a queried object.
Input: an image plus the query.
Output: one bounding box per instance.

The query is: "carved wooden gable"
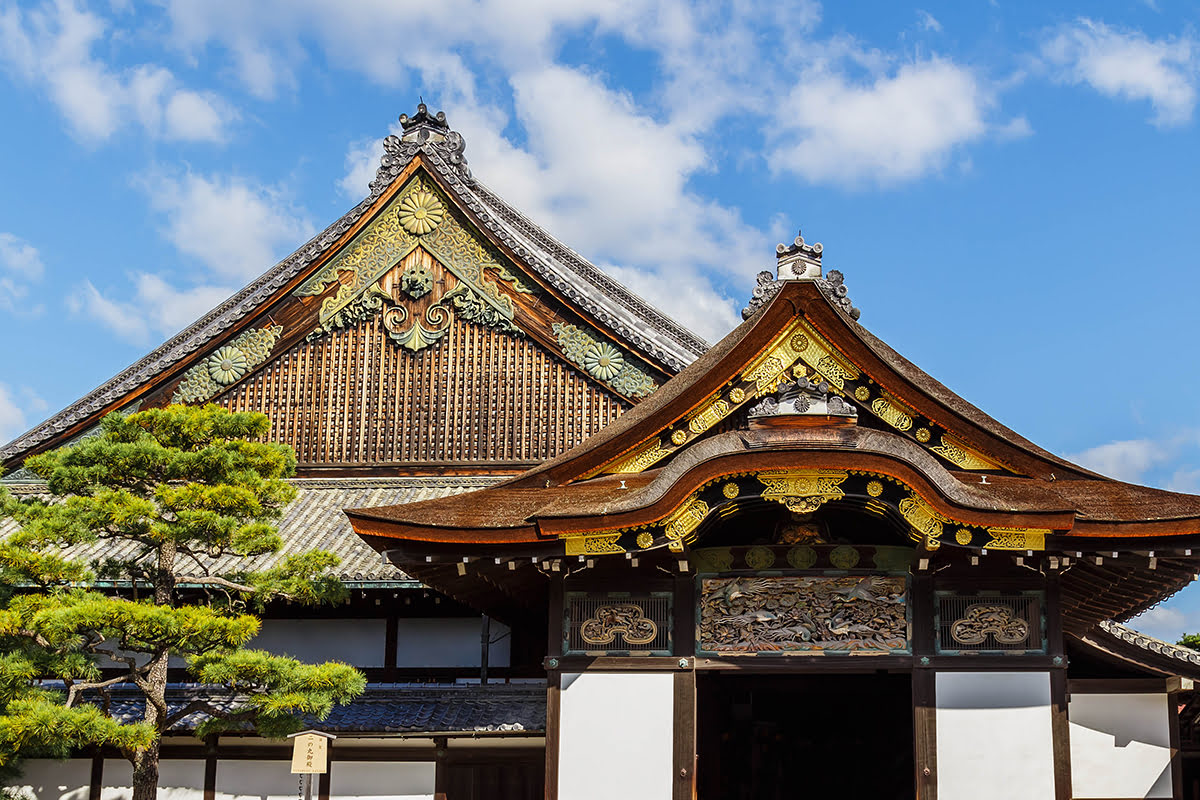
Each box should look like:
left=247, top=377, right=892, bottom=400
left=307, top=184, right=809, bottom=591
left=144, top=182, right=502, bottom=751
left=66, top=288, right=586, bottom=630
left=159, top=169, right=669, bottom=469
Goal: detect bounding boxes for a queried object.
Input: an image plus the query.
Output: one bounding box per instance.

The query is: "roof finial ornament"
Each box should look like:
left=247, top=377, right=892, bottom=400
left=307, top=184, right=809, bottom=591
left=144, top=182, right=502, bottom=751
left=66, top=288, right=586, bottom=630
left=775, top=229, right=823, bottom=281
left=372, top=103, right=473, bottom=194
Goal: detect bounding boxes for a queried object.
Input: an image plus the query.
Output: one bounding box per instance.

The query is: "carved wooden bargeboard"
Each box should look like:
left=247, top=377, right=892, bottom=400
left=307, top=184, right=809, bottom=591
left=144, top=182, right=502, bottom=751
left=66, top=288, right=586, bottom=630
left=699, top=576, right=908, bottom=654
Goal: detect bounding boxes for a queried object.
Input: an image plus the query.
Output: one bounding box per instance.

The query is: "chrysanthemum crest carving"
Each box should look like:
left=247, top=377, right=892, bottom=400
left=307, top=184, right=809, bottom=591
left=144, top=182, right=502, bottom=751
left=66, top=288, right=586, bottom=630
left=552, top=322, right=658, bottom=399
left=295, top=177, right=533, bottom=353
left=398, top=190, right=445, bottom=235
left=172, top=326, right=283, bottom=403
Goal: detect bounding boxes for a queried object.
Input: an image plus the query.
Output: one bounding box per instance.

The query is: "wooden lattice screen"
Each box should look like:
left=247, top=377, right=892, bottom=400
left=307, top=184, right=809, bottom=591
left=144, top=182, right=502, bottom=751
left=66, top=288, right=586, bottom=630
left=212, top=314, right=629, bottom=465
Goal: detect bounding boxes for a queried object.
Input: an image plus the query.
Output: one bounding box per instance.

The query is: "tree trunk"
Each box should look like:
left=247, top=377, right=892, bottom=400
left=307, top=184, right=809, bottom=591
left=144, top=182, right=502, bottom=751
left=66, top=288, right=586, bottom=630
left=132, top=645, right=172, bottom=800
left=131, top=743, right=160, bottom=800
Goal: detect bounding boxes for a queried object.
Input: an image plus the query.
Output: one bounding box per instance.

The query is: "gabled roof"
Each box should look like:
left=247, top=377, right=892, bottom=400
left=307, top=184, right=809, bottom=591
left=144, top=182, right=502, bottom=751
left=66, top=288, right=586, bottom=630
left=347, top=247, right=1200, bottom=601
left=1, top=105, right=705, bottom=470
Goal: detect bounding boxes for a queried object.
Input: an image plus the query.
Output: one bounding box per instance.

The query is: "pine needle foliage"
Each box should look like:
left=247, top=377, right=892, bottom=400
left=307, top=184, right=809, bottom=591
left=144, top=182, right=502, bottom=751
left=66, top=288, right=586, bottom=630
left=0, top=405, right=365, bottom=800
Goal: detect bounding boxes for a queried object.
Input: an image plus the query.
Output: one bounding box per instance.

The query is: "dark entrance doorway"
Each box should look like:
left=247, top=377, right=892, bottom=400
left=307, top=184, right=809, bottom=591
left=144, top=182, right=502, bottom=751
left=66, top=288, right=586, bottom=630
left=697, top=672, right=914, bottom=800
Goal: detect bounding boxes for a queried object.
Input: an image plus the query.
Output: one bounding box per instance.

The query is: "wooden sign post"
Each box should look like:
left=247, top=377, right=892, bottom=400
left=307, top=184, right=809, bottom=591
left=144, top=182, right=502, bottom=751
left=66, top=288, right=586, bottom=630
left=288, top=730, right=336, bottom=800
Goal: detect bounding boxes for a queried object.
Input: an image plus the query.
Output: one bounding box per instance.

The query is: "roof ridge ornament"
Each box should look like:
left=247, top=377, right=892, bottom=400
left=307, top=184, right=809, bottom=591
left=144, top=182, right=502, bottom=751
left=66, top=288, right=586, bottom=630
left=776, top=229, right=823, bottom=280
left=741, top=229, right=861, bottom=320
left=373, top=103, right=473, bottom=193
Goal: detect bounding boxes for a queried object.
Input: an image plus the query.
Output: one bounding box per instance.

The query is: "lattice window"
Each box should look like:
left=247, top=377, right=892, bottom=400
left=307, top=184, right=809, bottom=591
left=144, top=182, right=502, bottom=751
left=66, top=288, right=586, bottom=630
left=564, top=592, right=672, bottom=655
left=935, top=592, right=1045, bottom=654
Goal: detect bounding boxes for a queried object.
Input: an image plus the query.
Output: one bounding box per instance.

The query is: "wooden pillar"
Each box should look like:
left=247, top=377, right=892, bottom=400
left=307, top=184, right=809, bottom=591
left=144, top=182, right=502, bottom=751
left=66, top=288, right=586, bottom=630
left=545, top=675, right=561, bottom=800
left=545, top=572, right=564, bottom=800
left=910, top=568, right=936, bottom=800
left=912, top=668, right=937, bottom=800
left=318, top=739, right=332, bottom=800
left=1049, top=668, right=1072, bottom=800
left=1171, top=691, right=1185, bottom=800
left=433, top=736, right=449, bottom=799
left=384, top=614, right=399, bottom=681
left=203, top=736, right=218, bottom=800
left=88, top=753, right=103, bottom=800
left=674, top=670, right=696, bottom=800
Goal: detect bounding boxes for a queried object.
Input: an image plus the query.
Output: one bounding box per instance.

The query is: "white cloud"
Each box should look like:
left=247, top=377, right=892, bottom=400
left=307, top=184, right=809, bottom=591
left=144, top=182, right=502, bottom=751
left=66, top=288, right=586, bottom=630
left=1041, top=19, right=1198, bottom=127
left=339, top=133, right=391, bottom=200
left=995, top=116, right=1034, bottom=140
left=1128, top=604, right=1194, bottom=643
left=70, top=169, right=306, bottom=343
left=0, top=384, right=49, bottom=445
left=70, top=275, right=235, bottom=345
left=916, top=10, right=942, bottom=33
left=1066, top=437, right=1167, bottom=482
left=138, top=170, right=316, bottom=282
left=770, top=58, right=992, bottom=187
left=0, top=0, right=235, bottom=142
left=0, top=232, right=46, bottom=314
left=0, top=383, right=31, bottom=444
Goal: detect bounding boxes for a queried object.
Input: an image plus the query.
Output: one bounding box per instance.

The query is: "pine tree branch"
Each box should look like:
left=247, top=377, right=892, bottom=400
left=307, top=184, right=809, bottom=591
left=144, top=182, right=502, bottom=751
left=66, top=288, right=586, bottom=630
left=65, top=673, right=135, bottom=708
left=174, top=576, right=257, bottom=594
left=161, top=699, right=254, bottom=730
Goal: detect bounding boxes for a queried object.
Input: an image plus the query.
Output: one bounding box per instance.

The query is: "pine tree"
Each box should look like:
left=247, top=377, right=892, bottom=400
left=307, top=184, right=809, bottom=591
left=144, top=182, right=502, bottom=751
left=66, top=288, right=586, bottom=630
left=0, top=405, right=365, bottom=800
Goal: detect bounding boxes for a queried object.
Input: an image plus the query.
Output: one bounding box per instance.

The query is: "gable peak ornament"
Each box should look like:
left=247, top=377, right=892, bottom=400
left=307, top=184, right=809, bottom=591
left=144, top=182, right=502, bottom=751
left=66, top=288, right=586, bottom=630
left=374, top=103, right=473, bottom=191
left=741, top=228, right=861, bottom=320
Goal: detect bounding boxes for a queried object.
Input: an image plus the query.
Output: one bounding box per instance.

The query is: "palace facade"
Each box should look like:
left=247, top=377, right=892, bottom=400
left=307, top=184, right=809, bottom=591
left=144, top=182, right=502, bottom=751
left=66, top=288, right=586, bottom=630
left=5, top=107, right=1200, bottom=800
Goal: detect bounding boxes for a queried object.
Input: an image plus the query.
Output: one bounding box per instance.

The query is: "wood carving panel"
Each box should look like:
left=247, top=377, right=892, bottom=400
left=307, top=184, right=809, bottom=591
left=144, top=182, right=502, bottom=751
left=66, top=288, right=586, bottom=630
left=699, top=576, right=908, bottom=654
left=210, top=310, right=629, bottom=465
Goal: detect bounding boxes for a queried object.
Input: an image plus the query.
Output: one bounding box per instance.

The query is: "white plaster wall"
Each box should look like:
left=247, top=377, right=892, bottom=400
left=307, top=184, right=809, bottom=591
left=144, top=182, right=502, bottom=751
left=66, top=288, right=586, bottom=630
left=10, top=758, right=91, bottom=800
left=1070, top=693, right=1173, bottom=798
left=215, top=760, right=304, bottom=800
left=936, top=671, right=1056, bottom=800
left=100, top=759, right=204, bottom=800
left=251, top=619, right=387, bottom=667
left=395, top=618, right=510, bottom=668
left=328, top=762, right=435, bottom=800
left=557, top=672, right=673, bottom=800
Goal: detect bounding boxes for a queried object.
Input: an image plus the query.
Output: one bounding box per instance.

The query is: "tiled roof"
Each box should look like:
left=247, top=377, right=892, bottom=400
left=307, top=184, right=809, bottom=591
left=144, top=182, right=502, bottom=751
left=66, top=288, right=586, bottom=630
left=99, top=682, right=546, bottom=734
left=2, top=477, right=502, bottom=583
left=1098, top=619, right=1200, bottom=668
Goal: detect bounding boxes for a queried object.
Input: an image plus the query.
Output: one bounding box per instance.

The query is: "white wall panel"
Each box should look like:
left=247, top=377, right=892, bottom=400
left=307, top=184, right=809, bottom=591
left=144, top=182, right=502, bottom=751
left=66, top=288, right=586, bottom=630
left=557, top=672, right=673, bottom=800
left=215, top=760, right=301, bottom=800
left=100, top=759, right=204, bottom=800
left=329, top=761, right=435, bottom=800
left=1070, top=693, right=1173, bottom=798
left=936, top=672, right=1055, bottom=800
left=251, top=619, right=386, bottom=667
left=395, top=618, right=509, bottom=668
left=12, top=758, right=91, bottom=800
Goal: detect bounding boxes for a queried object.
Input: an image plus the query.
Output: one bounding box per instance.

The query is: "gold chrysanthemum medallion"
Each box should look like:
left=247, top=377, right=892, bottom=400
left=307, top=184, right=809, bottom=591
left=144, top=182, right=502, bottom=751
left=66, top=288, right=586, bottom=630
left=398, top=190, right=446, bottom=235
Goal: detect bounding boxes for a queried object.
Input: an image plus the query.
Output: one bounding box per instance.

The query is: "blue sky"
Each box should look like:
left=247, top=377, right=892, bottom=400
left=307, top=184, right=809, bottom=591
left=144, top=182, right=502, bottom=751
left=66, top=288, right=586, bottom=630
left=1, top=0, right=1199, bottom=637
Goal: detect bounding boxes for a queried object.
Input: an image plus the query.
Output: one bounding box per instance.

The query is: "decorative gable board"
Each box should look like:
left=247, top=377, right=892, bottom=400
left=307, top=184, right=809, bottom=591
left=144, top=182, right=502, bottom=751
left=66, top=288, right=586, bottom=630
left=157, top=171, right=663, bottom=468
left=208, top=306, right=629, bottom=466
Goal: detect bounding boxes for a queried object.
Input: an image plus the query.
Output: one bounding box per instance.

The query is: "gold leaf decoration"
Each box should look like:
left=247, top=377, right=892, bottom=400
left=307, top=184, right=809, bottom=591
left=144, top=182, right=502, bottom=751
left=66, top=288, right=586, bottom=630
left=397, top=190, right=445, bottom=235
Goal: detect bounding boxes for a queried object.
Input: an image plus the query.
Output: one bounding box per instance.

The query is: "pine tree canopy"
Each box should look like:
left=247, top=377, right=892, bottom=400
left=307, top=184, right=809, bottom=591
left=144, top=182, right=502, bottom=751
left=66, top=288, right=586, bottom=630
left=0, top=404, right=366, bottom=786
